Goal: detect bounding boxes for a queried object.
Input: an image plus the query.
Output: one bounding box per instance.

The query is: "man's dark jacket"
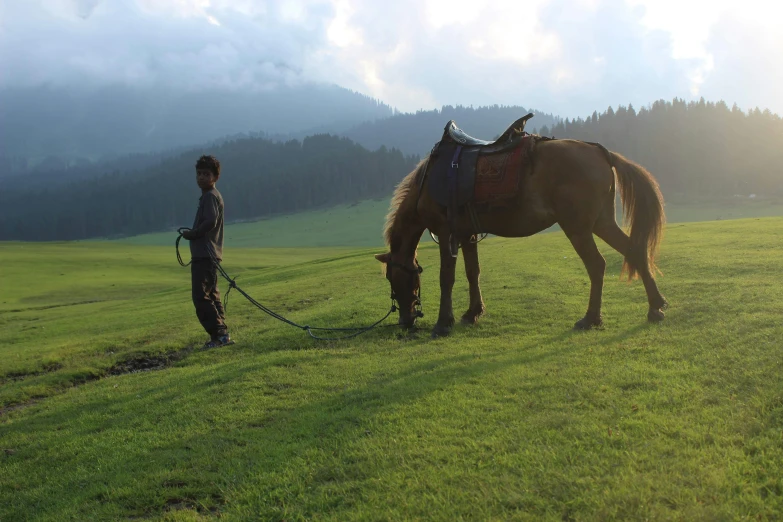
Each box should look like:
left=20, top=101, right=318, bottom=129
left=189, top=188, right=224, bottom=261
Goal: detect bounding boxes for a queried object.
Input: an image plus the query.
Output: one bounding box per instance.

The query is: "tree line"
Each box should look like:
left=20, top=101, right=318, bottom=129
left=0, top=134, right=418, bottom=241
left=537, top=98, right=783, bottom=199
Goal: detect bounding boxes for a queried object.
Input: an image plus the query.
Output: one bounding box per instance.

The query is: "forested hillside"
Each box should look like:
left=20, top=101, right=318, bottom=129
left=0, top=135, right=417, bottom=241
left=538, top=98, right=783, bottom=198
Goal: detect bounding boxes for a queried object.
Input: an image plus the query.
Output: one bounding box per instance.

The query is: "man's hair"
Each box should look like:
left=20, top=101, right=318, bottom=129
left=195, top=155, right=221, bottom=178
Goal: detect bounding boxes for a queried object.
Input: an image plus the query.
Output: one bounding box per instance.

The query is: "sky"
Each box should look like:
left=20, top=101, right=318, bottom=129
left=1, top=0, right=781, bottom=118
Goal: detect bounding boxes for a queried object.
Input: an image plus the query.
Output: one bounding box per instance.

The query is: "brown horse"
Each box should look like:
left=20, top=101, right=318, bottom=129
left=374, top=137, right=667, bottom=336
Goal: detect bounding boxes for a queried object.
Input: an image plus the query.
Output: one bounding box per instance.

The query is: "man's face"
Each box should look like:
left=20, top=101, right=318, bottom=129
left=196, top=169, right=217, bottom=191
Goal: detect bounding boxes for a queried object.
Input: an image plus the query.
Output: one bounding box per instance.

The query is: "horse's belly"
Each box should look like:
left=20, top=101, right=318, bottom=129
left=476, top=194, right=556, bottom=237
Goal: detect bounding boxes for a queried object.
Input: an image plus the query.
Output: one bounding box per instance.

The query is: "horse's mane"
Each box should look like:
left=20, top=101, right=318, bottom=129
left=383, top=159, right=428, bottom=248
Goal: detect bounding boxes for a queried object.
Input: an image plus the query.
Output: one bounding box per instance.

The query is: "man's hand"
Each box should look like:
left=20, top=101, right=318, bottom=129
left=181, top=229, right=195, bottom=240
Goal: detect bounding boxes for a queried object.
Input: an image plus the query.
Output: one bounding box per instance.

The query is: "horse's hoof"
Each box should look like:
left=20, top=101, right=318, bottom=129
left=431, top=324, right=452, bottom=338
left=573, top=316, right=602, bottom=330
left=460, top=311, right=482, bottom=325
left=647, top=308, right=665, bottom=322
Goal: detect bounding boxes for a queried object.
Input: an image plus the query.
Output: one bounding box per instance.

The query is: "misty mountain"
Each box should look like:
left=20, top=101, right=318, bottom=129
left=0, top=83, right=393, bottom=164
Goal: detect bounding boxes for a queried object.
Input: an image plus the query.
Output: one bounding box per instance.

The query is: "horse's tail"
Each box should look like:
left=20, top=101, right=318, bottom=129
left=610, top=151, right=665, bottom=280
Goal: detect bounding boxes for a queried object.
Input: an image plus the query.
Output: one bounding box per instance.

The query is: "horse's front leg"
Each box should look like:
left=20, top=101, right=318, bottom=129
left=460, top=239, right=485, bottom=324
left=433, top=238, right=457, bottom=337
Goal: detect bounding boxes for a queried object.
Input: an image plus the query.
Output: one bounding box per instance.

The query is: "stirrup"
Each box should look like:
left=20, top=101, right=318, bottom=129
left=449, top=234, right=459, bottom=258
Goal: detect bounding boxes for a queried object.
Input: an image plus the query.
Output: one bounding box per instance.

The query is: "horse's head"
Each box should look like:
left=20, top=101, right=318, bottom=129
left=374, top=252, right=423, bottom=329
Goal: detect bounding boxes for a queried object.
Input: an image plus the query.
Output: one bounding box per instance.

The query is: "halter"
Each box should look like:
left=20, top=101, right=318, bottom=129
left=386, top=259, right=424, bottom=321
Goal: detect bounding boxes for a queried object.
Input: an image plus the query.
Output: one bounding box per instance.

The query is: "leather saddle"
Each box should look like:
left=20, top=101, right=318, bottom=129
left=445, top=113, right=534, bottom=149
left=427, top=113, right=535, bottom=256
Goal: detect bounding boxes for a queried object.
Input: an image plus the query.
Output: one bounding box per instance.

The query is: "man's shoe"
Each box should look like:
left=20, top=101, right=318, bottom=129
left=202, top=334, right=234, bottom=349
left=216, top=334, right=235, bottom=346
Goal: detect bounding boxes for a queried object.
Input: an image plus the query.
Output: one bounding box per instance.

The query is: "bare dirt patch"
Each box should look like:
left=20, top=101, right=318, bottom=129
left=107, top=347, right=194, bottom=376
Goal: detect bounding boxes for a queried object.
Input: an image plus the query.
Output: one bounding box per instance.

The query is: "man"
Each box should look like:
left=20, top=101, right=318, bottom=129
left=181, top=155, right=233, bottom=348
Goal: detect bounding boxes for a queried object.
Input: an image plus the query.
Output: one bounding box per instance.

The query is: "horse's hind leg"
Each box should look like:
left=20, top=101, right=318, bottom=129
left=460, top=239, right=485, bottom=324
left=593, top=217, right=667, bottom=322
left=564, top=230, right=606, bottom=330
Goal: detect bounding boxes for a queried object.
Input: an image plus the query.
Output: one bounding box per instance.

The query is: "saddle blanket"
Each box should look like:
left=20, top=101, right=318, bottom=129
left=474, top=138, right=531, bottom=204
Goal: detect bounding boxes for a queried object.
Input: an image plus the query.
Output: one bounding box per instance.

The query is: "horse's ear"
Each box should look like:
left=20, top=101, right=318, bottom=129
left=374, top=253, right=391, bottom=263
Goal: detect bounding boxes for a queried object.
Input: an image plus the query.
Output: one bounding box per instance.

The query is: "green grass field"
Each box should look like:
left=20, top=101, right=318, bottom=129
left=116, top=197, right=783, bottom=248
left=2, top=217, right=782, bottom=520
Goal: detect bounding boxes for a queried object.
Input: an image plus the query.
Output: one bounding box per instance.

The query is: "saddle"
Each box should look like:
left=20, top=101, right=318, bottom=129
left=445, top=113, right=534, bottom=149
left=427, top=113, right=536, bottom=256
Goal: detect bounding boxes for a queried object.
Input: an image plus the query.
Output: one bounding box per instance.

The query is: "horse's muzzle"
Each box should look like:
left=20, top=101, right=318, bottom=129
left=398, top=315, right=416, bottom=329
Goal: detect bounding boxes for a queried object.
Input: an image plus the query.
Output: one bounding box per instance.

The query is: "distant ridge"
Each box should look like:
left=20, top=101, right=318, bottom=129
left=340, top=105, right=559, bottom=156
left=0, top=83, right=393, bottom=165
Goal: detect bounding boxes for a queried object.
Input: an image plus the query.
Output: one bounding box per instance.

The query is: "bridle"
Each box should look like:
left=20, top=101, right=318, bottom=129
left=386, top=259, right=424, bottom=322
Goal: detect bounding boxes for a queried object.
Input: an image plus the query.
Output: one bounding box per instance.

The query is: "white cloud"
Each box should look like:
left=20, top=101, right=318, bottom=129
left=0, top=0, right=330, bottom=91
left=2, top=0, right=782, bottom=116
left=423, top=0, right=485, bottom=29
left=627, top=0, right=783, bottom=104
left=326, top=0, right=362, bottom=47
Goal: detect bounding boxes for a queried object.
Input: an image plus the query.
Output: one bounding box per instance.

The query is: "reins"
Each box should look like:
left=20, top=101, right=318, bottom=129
left=176, top=229, right=416, bottom=340
left=175, top=233, right=191, bottom=267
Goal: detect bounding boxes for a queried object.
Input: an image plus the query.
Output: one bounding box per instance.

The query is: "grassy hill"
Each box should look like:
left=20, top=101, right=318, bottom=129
left=115, top=199, right=395, bottom=248
left=2, top=218, right=782, bottom=520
